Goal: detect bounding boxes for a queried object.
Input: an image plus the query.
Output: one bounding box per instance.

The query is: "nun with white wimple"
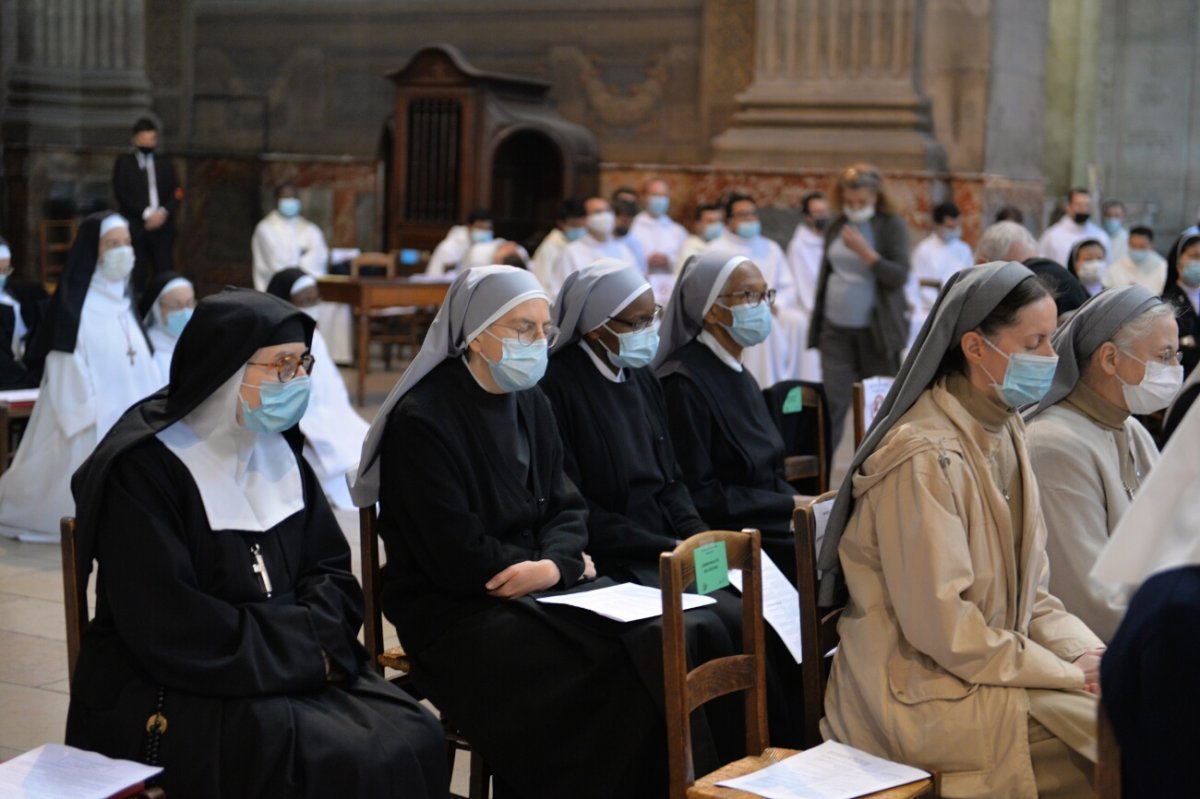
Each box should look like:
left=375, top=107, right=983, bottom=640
left=265, top=267, right=369, bottom=508
left=351, top=265, right=683, bottom=799
left=1093, top=400, right=1200, bottom=798
left=139, top=270, right=196, bottom=380
left=0, top=212, right=161, bottom=541
left=1024, top=286, right=1179, bottom=642
left=820, top=261, right=1104, bottom=798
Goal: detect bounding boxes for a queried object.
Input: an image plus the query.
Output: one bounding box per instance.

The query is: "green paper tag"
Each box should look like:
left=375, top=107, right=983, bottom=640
left=782, top=386, right=804, bottom=414
left=693, top=541, right=730, bottom=595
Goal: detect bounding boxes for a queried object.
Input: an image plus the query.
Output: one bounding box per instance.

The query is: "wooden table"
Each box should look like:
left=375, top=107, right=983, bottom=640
left=317, top=276, right=450, bottom=406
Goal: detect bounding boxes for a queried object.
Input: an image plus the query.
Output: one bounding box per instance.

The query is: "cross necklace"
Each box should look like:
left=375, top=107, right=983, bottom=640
left=116, top=314, right=137, bottom=365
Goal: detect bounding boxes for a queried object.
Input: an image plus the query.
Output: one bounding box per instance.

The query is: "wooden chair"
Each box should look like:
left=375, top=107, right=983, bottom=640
left=60, top=517, right=88, bottom=687
left=359, top=506, right=489, bottom=799
left=852, top=376, right=896, bottom=449
left=762, top=381, right=830, bottom=495
left=349, top=251, right=434, bottom=369
left=660, top=528, right=800, bottom=798
left=0, top=399, right=34, bottom=478
left=791, top=496, right=940, bottom=797
left=1096, top=701, right=1121, bottom=799
left=39, top=218, right=78, bottom=288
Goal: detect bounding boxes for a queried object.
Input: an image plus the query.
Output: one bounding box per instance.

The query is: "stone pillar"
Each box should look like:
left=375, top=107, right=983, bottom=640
left=2, top=0, right=154, bottom=147
left=711, top=0, right=946, bottom=170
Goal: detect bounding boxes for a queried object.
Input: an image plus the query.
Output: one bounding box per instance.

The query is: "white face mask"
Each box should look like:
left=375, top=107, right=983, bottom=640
left=1076, top=258, right=1107, bottom=285
left=586, top=210, right=615, bottom=238
left=97, top=245, right=135, bottom=282
left=1117, top=352, right=1183, bottom=414
left=844, top=205, right=876, bottom=224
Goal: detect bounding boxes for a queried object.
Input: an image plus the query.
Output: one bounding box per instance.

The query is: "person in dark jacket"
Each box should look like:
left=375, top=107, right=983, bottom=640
left=112, top=117, right=181, bottom=287
left=808, top=163, right=911, bottom=446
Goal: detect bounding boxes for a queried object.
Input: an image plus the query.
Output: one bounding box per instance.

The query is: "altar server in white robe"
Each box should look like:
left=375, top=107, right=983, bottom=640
left=266, top=268, right=370, bottom=509
left=426, top=209, right=495, bottom=276
left=0, top=238, right=28, bottom=360
left=705, top=193, right=808, bottom=387
left=139, top=271, right=195, bottom=381
left=1025, top=286, right=1179, bottom=642
left=785, top=192, right=830, bottom=381
left=531, top=198, right=587, bottom=291
left=0, top=213, right=161, bottom=541
left=629, top=179, right=688, bottom=272
left=549, top=197, right=638, bottom=296
left=906, top=201, right=974, bottom=346
left=251, top=183, right=352, bottom=364
left=1038, top=188, right=1112, bottom=267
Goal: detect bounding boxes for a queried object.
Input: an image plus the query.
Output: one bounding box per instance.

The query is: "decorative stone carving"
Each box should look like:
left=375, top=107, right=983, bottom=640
left=711, top=0, right=946, bottom=171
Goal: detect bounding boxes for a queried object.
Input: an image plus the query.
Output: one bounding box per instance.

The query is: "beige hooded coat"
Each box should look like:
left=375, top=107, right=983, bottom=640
left=822, top=378, right=1103, bottom=798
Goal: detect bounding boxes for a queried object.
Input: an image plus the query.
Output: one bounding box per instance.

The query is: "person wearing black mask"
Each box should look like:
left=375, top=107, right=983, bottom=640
left=112, top=117, right=181, bottom=287
left=1037, top=188, right=1112, bottom=268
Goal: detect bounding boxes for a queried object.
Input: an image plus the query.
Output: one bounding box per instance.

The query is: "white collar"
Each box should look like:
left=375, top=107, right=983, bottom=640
left=156, top=369, right=305, bottom=533
left=698, top=329, right=743, bottom=372
left=578, top=338, right=625, bottom=383
left=135, top=150, right=153, bottom=169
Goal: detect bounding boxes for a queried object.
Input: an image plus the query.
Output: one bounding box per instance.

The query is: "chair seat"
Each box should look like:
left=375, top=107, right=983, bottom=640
left=688, top=747, right=935, bottom=799
left=378, top=645, right=412, bottom=673
left=688, top=748, right=800, bottom=798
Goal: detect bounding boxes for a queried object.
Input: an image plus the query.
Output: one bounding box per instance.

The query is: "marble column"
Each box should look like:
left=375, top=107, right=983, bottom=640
left=711, top=0, right=946, bottom=170
left=2, top=0, right=154, bottom=147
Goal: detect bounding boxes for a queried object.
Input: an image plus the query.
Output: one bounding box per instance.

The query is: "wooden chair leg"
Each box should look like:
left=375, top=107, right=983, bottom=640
left=468, top=749, right=489, bottom=799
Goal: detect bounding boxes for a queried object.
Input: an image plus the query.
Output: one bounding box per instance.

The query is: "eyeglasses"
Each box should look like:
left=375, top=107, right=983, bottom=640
left=1122, top=347, right=1183, bottom=366
left=491, top=322, right=560, bottom=347
left=718, top=288, right=776, bottom=308
left=247, top=351, right=315, bottom=382
left=607, top=304, right=663, bottom=332
left=161, top=299, right=195, bottom=314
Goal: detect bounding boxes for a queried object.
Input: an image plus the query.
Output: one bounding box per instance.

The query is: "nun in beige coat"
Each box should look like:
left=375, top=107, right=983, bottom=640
left=819, top=262, right=1105, bottom=799
left=1025, top=287, right=1178, bottom=642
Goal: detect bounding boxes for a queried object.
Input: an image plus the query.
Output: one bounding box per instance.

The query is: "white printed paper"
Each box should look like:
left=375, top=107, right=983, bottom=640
left=536, top=581, right=715, bottom=623
left=860, top=376, right=895, bottom=433
left=0, top=744, right=162, bottom=799
left=716, top=740, right=930, bottom=799
left=0, top=388, right=38, bottom=404
left=727, top=552, right=804, bottom=664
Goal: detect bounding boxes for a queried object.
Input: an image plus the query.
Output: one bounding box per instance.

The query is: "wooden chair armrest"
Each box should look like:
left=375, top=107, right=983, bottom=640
left=784, top=455, right=819, bottom=483
left=378, top=645, right=412, bottom=673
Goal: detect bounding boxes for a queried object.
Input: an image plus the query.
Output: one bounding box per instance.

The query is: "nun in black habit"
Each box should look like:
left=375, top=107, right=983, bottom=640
left=652, top=251, right=800, bottom=579
left=352, top=265, right=738, bottom=799
left=66, top=288, right=447, bottom=799
left=540, top=258, right=806, bottom=748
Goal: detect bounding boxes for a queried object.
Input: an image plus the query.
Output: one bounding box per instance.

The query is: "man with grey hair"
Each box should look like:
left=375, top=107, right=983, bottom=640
left=975, top=220, right=1038, bottom=264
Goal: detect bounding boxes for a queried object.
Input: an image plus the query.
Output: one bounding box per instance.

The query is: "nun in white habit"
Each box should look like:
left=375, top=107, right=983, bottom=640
left=138, top=271, right=195, bottom=381
left=1024, top=286, right=1178, bottom=642
left=0, top=212, right=162, bottom=542
left=266, top=267, right=369, bottom=509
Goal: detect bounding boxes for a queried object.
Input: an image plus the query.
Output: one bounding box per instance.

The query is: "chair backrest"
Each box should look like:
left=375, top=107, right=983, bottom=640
left=793, top=492, right=842, bottom=748
left=762, top=380, right=831, bottom=495
left=350, top=251, right=397, bottom=279
left=358, top=505, right=388, bottom=677
left=60, top=516, right=89, bottom=687
left=1096, top=700, right=1122, bottom=799
left=39, top=219, right=78, bottom=287
left=852, top=375, right=896, bottom=449
left=660, top=529, right=768, bottom=799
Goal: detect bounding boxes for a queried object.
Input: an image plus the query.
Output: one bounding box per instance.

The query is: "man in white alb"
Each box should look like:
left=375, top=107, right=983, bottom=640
left=1038, top=188, right=1112, bottom=266
left=548, top=197, right=638, bottom=296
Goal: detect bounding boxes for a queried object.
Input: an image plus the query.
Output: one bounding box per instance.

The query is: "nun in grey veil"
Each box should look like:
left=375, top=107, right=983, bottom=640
left=1024, top=285, right=1177, bottom=642
left=820, top=261, right=1105, bottom=799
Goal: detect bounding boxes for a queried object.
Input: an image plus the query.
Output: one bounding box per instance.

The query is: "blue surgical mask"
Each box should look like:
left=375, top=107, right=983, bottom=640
left=1183, top=260, right=1200, bottom=287
left=164, top=308, right=193, bottom=339
left=471, top=229, right=494, bottom=245
left=1103, top=218, right=1123, bottom=235
left=647, top=196, right=670, bottom=217
left=277, top=197, right=301, bottom=218
left=602, top=323, right=660, bottom=370
left=941, top=228, right=961, bottom=243
left=1129, top=249, right=1149, bottom=264
left=565, top=226, right=587, bottom=243
left=482, top=333, right=548, bottom=392
left=241, top=376, right=311, bottom=434
left=982, top=337, right=1058, bottom=407
left=718, top=301, right=772, bottom=347
left=736, top=220, right=761, bottom=240
left=702, top=222, right=724, bottom=242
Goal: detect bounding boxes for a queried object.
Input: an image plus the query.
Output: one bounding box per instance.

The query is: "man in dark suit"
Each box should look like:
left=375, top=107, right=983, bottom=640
left=112, top=117, right=181, bottom=288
